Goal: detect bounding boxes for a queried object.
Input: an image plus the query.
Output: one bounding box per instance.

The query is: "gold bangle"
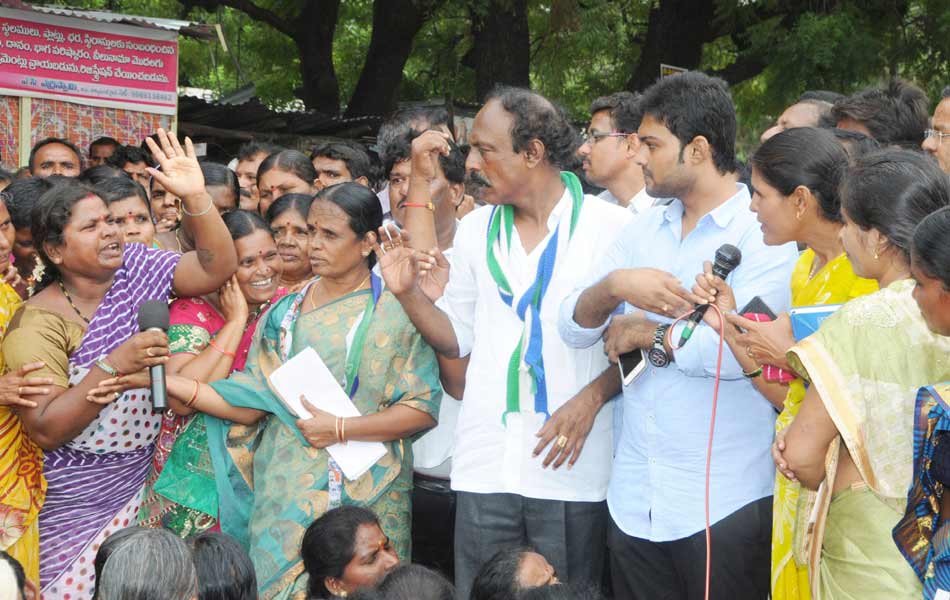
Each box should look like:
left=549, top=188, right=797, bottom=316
left=341, top=417, right=347, bottom=445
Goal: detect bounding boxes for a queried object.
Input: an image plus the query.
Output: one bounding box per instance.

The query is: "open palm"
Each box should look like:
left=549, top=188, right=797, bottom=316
left=145, top=129, right=206, bottom=200
left=374, top=225, right=419, bottom=295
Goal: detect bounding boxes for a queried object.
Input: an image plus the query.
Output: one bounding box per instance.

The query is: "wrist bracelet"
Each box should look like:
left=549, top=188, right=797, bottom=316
left=402, top=202, right=434, bottom=211
left=743, top=366, right=764, bottom=378
left=209, top=339, right=236, bottom=358
left=341, top=417, right=347, bottom=445
left=181, top=195, right=214, bottom=218
left=96, top=359, right=119, bottom=377
left=186, top=379, right=200, bottom=407
left=334, top=416, right=341, bottom=444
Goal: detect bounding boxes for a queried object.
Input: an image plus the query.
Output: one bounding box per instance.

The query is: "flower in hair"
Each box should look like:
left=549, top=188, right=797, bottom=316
left=27, top=258, right=45, bottom=297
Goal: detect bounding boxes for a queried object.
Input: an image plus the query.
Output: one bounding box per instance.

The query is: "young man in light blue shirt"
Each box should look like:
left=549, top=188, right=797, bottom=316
left=559, top=72, right=799, bottom=600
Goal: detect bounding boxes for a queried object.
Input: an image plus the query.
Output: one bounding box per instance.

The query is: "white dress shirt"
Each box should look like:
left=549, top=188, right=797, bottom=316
left=598, top=187, right=657, bottom=215
left=559, top=185, right=799, bottom=540
left=435, top=189, right=632, bottom=501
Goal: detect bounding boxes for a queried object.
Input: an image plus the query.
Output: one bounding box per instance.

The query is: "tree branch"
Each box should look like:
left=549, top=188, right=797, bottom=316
left=181, top=0, right=294, bottom=37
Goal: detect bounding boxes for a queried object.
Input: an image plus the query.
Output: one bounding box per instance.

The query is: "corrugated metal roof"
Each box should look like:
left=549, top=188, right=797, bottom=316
left=0, top=1, right=216, bottom=39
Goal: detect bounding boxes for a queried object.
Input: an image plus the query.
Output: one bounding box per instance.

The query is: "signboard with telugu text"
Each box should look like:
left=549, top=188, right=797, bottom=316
left=0, top=7, right=178, bottom=115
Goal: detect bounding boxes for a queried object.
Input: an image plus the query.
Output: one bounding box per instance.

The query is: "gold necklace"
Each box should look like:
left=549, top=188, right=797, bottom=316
left=308, top=273, right=371, bottom=308
left=59, top=280, right=91, bottom=324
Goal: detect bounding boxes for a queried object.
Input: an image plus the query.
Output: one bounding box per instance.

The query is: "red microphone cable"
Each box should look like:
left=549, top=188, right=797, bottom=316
left=667, top=303, right=726, bottom=600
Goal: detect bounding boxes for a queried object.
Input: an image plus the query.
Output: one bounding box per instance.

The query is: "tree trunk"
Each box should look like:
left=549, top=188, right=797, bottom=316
left=343, top=0, right=445, bottom=117
left=293, top=0, right=341, bottom=114
left=469, top=0, right=530, bottom=101
left=625, top=0, right=718, bottom=92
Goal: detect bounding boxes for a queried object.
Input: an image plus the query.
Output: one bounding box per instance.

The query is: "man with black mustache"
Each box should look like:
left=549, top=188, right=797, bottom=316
left=377, top=86, right=635, bottom=599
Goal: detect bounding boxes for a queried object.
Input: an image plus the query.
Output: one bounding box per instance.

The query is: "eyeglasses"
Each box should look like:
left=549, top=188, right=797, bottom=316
left=581, top=130, right=631, bottom=144
left=924, top=129, right=950, bottom=145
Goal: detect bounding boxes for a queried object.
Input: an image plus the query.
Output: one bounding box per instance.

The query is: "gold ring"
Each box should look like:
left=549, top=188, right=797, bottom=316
left=114, top=391, right=120, bottom=399
left=555, top=435, right=569, bottom=449
left=146, top=347, right=155, bottom=357
left=662, top=304, right=670, bottom=313
left=746, top=346, right=754, bottom=359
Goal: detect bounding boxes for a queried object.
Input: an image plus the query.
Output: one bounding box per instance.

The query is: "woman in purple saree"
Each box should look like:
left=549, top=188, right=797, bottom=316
left=1, top=130, right=237, bottom=598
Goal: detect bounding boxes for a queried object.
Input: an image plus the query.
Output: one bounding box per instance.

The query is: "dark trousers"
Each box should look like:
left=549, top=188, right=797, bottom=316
left=454, top=491, right=607, bottom=600
left=608, top=496, right=772, bottom=600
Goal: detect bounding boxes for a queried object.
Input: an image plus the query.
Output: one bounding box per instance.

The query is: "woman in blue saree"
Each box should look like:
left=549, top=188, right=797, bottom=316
left=894, top=206, right=950, bottom=600
left=92, top=182, right=442, bottom=600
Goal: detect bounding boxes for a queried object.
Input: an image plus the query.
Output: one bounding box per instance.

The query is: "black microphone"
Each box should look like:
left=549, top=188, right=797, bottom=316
left=137, top=300, right=169, bottom=412
left=677, top=244, right=742, bottom=346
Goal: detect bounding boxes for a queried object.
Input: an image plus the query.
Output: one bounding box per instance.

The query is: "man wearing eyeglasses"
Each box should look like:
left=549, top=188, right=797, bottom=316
left=923, top=86, right=950, bottom=174
left=578, top=92, right=656, bottom=215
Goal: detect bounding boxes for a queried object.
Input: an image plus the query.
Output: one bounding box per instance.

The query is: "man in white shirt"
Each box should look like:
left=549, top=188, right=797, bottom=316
left=377, top=86, right=632, bottom=599
left=579, top=92, right=654, bottom=214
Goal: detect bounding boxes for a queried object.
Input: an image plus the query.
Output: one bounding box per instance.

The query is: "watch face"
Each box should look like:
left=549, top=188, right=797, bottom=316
left=648, top=347, right=669, bottom=367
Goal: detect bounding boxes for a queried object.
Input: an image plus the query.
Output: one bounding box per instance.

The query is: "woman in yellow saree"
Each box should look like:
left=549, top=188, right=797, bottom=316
left=726, top=128, right=877, bottom=600
left=0, top=192, right=57, bottom=586
left=778, top=150, right=950, bottom=600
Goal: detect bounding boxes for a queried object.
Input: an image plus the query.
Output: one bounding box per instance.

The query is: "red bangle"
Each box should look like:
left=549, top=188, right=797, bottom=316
left=209, top=339, right=236, bottom=358
left=401, top=202, right=434, bottom=211
left=186, top=379, right=200, bottom=408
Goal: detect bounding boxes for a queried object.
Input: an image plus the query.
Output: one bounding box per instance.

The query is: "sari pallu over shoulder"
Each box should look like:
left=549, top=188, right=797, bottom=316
left=786, top=279, right=950, bottom=600
left=27, top=243, right=181, bottom=596
left=207, top=283, right=442, bottom=599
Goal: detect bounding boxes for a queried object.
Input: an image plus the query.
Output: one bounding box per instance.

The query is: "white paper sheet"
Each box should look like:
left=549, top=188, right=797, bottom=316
left=269, top=346, right=386, bottom=480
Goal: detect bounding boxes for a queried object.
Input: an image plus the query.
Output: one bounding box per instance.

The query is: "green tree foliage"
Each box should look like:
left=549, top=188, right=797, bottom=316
left=52, top=0, right=950, bottom=146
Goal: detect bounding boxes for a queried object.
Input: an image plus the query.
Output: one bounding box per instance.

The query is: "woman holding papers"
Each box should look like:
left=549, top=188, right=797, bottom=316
left=137, top=209, right=287, bottom=537
left=694, top=127, right=877, bottom=600
left=772, top=150, right=950, bottom=599
left=894, top=207, right=950, bottom=599
left=90, top=182, right=442, bottom=600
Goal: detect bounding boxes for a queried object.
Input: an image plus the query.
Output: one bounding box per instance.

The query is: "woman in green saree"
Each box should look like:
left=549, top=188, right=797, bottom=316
left=91, top=182, right=442, bottom=600
left=774, top=150, right=950, bottom=600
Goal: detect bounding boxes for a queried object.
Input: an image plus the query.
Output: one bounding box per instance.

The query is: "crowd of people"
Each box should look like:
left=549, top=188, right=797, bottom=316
left=0, top=70, right=947, bottom=600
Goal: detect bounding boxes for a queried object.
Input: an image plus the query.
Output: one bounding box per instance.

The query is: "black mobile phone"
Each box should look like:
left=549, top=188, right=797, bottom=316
left=739, top=296, right=777, bottom=320
left=618, top=349, right=647, bottom=386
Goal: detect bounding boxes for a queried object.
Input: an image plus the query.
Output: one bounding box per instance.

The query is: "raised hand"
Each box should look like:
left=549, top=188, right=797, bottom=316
left=411, top=130, right=452, bottom=182
left=145, top=129, right=206, bottom=202
left=373, top=225, right=419, bottom=296
left=417, top=247, right=450, bottom=301
left=219, top=275, right=249, bottom=324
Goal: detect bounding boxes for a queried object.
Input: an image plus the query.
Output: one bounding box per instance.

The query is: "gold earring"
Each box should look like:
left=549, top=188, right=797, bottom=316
left=874, top=249, right=879, bottom=260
